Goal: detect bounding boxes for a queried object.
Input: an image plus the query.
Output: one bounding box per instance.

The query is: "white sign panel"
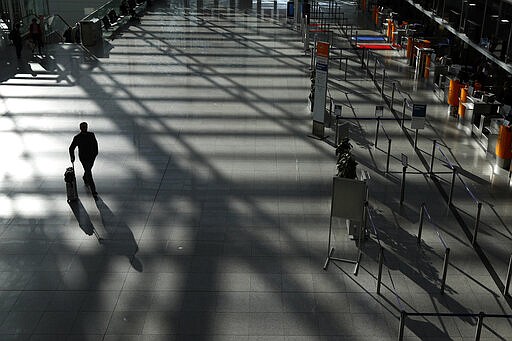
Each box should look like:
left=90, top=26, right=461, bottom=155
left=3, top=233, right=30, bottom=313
left=331, top=177, right=367, bottom=221
left=313, top=60, right=328, bottom=123
left=375, top=105, right=384, bottom=117
left=411, top=104, right=427, bottom=130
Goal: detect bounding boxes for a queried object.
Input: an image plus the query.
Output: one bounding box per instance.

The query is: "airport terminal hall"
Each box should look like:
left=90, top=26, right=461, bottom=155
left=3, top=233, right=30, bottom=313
left=1, top=0, right=512, bottom=339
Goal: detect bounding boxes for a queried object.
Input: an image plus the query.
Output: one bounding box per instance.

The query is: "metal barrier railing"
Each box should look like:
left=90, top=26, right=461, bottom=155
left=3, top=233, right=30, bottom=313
left=363, top=49, right=414, bottom=119
left=435, top=144, right=483, bottom=245
left=417, top=203, right=450, bottom=294
left=329, top=47, right=350, bottom=80
left=367, top=207, right=404, bottom=309
left=310, top=1, right=346, bottom=25
left=370, top=197, right=511, bottom=340
left=82, top=0, right=123, bottom=22
left=326, top=91, right=351, bottom=147
left=374, top=117, right=392, bottom=174
left=398, top=311, right=512, bottom=341
left=428, top=139, right=453, bottom=175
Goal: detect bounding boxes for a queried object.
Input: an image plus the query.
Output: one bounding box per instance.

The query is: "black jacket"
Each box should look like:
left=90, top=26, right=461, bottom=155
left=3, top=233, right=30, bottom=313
left=69, top=132, right=98, bottom=161
left=9, top=28, right=22, bottom=46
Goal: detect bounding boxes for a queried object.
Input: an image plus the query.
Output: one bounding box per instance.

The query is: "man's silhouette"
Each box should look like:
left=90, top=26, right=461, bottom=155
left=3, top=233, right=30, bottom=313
left=69, top=122, right=98, bottom=199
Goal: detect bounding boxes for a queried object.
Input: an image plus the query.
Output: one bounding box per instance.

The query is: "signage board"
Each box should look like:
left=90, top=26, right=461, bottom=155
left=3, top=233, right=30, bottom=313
left=411, top=104, right=427, bottom=129
left=316, top=41, right=330, bottom=58
left=412, top=104, right=427, bottom=117
left=312, top=41, right=330, bottom=128
left=375, top=105, right=384, bottom=118
left=401, top=153, right=408, bottom=167
left=334, top=104, right=342, bottom=116
left=331, top=177, right=367, bottom=221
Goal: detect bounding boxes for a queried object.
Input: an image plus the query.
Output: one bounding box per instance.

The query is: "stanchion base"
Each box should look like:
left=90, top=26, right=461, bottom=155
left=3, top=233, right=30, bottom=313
left=323, top=247, right=361, bottom=275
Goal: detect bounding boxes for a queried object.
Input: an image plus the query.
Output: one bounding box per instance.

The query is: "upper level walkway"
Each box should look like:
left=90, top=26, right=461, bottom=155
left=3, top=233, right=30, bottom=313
left=0, top=0, right=511, bottom=340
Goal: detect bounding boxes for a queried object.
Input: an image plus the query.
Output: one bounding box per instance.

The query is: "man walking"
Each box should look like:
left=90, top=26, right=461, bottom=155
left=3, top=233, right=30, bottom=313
left=69, top=122, right=98, bottom=199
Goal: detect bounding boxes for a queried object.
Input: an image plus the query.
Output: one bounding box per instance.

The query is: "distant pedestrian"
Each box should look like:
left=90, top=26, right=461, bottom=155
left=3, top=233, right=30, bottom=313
left=69, top=122, right=99, bottom=199
left=8, top=23, right=22, bottom=58
left=29, top=18, right=43, bottom=55
left=120, top=0, right=130, bottom=16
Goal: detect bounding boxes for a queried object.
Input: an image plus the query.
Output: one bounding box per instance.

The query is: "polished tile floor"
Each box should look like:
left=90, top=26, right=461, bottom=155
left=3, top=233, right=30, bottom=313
left=0, top=0, right=511, bottom=340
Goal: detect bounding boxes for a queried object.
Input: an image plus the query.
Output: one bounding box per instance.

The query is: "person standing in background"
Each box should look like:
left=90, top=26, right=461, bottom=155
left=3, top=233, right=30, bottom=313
left=29, top=18, right=43, bottom=55
left=9, top=23, right=23, bottom=58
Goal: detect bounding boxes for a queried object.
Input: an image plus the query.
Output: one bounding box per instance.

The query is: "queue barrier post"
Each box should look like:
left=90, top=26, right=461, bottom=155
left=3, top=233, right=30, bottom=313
left=398, top=311, right=406, bottom=340
left=474, top=312, right=484, bottom=341
left=345, top=57, right=348, bottom=81
left=377, top=246, right=384, bottom=294
left=430, top=139, right=436, bottom=174
left=400, top=165, right=407, bottom=205
left=417, top=203, right=425, bottom=245
left=381, top=69, right=386, bottom=95
left=504, top=254, right=512, bottom=296
left=366, top=46, right=371, bottom=70
left=440, top=247, right=450, bottom=295
left=374, top=116, right=380, bottom=148
left=391, top=82, right=396, bottom=109
left=401, top=99, right=407, bottom=128
left=472, top=202, right=483, bottom=246
left=448, top=168, right=457, bottom=206
left=386, top=138, right=391, bottom=174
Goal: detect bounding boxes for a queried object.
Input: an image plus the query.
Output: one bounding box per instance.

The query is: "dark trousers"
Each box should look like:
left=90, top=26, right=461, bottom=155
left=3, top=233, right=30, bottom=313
left=14, top=43, right=22, bottom=58
left=31, top=34, right=43, bottom=55
left=81, top=159, right=97, bottom=194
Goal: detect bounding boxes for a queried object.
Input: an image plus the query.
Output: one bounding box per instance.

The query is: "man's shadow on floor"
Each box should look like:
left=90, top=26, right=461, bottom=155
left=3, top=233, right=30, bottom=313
left=68, top=199, right=95, bottom=236
left=68, top=197, right=143, bottom=272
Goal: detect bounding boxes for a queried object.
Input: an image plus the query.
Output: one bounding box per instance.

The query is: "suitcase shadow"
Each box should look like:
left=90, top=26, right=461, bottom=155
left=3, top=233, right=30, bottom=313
left=68, top=199, right=95, bottom=236
left=94, top=196, right=143, bottom=272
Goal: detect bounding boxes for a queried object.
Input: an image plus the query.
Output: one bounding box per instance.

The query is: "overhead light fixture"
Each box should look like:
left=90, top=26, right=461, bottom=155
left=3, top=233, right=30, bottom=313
left=501, top=19, right=510, bottom=23
left=468, top=3, right=477, bottom=6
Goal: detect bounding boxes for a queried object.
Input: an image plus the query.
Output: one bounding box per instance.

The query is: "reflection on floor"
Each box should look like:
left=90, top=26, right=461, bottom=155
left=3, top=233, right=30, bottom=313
left=0, top=0, right=510, bottom=339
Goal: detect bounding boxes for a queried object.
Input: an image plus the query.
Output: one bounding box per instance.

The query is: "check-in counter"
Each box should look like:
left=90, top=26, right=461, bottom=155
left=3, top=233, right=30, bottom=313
left=461, top=95, right=502, bottom=134
left=482, top=118, right=503, bottom=159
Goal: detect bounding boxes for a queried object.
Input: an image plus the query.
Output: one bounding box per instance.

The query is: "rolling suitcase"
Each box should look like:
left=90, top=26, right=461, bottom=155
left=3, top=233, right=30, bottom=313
left=64, top=164, right=78, bottom=202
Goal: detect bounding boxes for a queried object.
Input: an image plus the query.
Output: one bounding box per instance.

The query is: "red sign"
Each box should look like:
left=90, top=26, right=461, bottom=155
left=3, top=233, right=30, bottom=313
left=316, top=41, right=330, bottom=58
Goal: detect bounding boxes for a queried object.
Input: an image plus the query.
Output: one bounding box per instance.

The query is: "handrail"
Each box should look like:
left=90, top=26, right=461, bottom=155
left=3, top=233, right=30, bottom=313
left=44, top=14, right=74, bottom=43
left=82, top=0, right=117, bottom=22
left=48, top=14, right=72, bottom=29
